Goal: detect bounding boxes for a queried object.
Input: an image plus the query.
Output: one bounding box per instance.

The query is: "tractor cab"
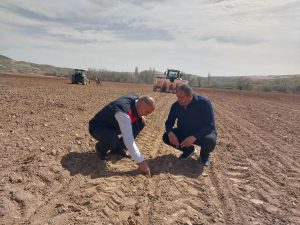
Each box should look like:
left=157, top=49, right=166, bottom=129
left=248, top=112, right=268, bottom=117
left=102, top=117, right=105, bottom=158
left=166, top=69, right=183, bottom=82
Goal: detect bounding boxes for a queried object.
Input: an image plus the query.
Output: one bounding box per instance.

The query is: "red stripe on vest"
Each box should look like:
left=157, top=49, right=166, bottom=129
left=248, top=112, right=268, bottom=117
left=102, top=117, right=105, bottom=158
left=128, top=110, right=138, bottom=125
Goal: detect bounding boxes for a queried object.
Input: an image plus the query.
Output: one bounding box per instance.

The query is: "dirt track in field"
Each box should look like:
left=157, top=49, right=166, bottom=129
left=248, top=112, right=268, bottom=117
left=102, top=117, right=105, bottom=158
left=0, top=74, right=299, bottom=225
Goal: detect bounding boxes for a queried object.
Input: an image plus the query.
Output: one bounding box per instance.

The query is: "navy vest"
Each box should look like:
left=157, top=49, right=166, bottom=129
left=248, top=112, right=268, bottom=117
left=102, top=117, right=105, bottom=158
left=90, top=95, right=140, bottom=134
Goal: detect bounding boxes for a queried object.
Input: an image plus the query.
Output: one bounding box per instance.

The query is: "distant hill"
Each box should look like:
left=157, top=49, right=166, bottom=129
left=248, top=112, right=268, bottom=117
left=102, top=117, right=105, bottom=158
left=0, top=55, right=74, bottom=76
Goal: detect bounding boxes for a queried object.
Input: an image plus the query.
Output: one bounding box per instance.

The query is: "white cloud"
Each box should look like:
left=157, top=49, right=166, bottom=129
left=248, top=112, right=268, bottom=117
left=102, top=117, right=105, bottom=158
left=0, top=0, right=299, bottom=76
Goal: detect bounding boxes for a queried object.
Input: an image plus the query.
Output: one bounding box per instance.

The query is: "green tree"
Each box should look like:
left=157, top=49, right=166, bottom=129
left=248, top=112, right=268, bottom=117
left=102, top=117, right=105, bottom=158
left=236, top=78, right=253, bottom=90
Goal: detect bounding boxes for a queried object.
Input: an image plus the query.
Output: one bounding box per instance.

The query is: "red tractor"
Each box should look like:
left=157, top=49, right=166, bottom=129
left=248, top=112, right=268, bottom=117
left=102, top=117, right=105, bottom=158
left=153, top=69, right=189, bottom=93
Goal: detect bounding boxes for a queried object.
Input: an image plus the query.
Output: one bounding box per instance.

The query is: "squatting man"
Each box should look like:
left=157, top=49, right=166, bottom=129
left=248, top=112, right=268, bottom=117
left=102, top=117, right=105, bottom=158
left=89, top=95, right=155, bottom=176
left=163, top=84, right=217, bottom=166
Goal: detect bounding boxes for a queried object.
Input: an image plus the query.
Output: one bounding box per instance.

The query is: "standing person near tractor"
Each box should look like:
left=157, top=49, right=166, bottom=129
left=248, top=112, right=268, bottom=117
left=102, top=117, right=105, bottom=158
left=95, top=77, right=101, bottom=86
left=89, top=95, right=155, bottom=175
left=162, top=84, right=217, bottom=166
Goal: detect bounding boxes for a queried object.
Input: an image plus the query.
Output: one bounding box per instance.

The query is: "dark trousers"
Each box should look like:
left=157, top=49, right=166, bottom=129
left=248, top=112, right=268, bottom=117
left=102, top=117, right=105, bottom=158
left=89, top=119, right=144, bottom=153
left=162, top=128, right=217, bottom=158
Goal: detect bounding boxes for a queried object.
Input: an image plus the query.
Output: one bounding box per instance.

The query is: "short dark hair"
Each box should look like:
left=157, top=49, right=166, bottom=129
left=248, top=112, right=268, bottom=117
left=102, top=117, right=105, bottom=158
left=177, top=84, right=193, bottom=96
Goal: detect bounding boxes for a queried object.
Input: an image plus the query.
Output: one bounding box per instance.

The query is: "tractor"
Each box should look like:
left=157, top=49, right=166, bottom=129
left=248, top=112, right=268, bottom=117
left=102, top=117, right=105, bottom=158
left=153, top=69, right=189, bottom=93
left=71, top=69, right=89, bottom=85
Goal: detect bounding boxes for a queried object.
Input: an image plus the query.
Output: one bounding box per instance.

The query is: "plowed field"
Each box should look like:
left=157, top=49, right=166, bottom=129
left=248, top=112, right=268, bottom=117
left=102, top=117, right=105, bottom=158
left=1, top=74, right=299, bottom=225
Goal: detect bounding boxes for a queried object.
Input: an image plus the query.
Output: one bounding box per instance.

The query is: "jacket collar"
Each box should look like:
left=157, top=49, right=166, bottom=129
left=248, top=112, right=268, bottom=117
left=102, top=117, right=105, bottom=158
left=130, top=98, right=140, bottom=118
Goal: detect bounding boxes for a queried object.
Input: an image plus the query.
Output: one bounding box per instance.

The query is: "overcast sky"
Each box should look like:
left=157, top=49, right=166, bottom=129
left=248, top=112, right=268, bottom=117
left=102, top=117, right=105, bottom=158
left=0, top=0, right=299, bottom=76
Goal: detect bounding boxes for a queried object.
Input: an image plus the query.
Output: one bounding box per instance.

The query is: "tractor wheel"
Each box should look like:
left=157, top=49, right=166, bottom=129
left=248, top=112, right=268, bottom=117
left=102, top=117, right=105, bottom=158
left=71, top=77, right=76, bottom=84
left=83, top=78, right=88, bottom=85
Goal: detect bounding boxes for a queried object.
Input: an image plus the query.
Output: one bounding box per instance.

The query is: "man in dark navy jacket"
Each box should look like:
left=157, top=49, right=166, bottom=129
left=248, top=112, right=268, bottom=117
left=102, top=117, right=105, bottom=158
left=89, top=95, right=155, bottom=175
left=163, top=84, right=217, bottom=166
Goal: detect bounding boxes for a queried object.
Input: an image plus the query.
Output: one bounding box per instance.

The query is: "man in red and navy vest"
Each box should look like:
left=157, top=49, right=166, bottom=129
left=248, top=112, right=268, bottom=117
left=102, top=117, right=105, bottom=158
left=89, top=95, right=155, bottom=175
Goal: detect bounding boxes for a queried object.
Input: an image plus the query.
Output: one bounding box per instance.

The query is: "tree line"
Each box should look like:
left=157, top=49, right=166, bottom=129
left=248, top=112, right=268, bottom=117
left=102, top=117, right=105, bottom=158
left=86, top=67, right=156, bottom=84
left=83, top=68, right=300, bottom=94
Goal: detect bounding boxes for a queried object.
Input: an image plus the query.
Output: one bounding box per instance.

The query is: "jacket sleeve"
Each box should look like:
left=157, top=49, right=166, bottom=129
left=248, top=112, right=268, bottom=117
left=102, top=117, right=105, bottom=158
left=193, top=100, right=216, bottom=139
left=165, top=103, right=177, bottom=133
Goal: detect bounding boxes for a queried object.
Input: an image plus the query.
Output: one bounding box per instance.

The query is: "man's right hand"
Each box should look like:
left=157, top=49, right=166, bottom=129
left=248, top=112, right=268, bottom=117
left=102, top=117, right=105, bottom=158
left=168, top=131, right=180, bottom=148
left=138, top=160, right=151, bottom=177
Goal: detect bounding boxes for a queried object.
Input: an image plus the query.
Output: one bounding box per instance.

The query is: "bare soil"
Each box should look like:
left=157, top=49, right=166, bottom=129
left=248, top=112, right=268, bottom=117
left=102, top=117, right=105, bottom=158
left=0, top=74, right=299, bottom=225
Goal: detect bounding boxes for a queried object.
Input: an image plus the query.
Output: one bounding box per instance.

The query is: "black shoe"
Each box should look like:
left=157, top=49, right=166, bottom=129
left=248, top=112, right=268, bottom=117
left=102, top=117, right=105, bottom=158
left=179, top=147, right=195, bottom=160
left=96, top=142, right=108, bottom=160
left=110, top=148, right=131, bottom=159
left=199, top=155, right=210, bottom=166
